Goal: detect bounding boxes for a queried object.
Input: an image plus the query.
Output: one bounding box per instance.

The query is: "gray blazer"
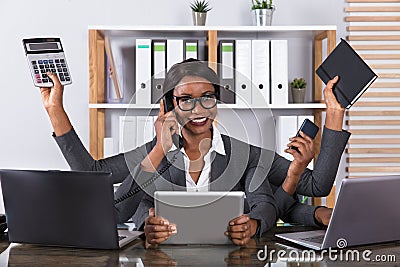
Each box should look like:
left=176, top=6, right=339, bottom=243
left=53, top=127, right=350, bottom=229
left=130, top=134, right=277, bottom=235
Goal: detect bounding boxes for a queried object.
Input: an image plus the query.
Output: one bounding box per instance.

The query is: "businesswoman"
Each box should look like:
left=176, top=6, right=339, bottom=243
left=40, top=59, right=349, bottom=247
left=130, top=60, right=349, bottom=247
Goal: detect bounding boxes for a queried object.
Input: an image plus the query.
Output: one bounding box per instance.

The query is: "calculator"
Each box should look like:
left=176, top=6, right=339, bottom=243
left=23, top=37, right=72, bottom=87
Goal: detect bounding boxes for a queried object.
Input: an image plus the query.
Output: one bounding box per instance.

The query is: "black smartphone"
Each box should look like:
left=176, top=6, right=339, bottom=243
left=290, top=119, right=319, bottom=151
left=162, top=96, right=184, bottom=148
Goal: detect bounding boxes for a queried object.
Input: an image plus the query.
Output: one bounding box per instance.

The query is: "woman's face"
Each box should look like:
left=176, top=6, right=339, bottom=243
left=173, top=75, right=217, bottom=137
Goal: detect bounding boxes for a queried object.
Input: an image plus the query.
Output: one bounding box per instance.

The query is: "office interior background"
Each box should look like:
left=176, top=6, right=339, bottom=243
left=0, top=0, right=377, bottom=214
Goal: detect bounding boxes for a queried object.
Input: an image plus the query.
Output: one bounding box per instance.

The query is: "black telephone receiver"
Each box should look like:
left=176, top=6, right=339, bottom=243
left=162, top=95, right=184, bottom=149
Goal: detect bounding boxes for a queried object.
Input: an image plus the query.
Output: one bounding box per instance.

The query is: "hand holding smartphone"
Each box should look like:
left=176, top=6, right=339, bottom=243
left=290, top=119, right=319, bottom=152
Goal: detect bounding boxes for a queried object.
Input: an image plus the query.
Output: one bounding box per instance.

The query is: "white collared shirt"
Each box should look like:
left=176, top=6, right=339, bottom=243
left=180, top=125, right=226, bottom=192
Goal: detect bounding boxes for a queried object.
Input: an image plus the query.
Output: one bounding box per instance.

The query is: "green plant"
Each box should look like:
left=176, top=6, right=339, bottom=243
left=290, top=78, right=307, bottom=89
left=251, top=0, right=273, bottom=10
left=190, top=0, right=212, bottom=13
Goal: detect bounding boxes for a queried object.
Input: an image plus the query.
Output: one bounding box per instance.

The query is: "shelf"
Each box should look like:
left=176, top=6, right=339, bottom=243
left=89, top=103, right=326, bottom=109
left=89, top=25, right=337, bottom=38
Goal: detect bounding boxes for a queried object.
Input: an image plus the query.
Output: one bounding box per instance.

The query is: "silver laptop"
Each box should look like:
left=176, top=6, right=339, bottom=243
left=154, top=191, right=244, bottom=244
left=0, top=169, right=143, bottom=249
left=276, top=176, right=400, bottom=250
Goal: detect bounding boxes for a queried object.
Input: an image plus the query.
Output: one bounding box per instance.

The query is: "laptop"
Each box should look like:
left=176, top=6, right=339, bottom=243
left=0, top=169, right=143, bottom=249
left=276, top=176, right=400, bottom=250
left=154, top=191, right=244, bottom=244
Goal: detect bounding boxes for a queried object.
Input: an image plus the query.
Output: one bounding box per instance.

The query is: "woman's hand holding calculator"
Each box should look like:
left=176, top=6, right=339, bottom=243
left=39, top=72, right=73, bottom=137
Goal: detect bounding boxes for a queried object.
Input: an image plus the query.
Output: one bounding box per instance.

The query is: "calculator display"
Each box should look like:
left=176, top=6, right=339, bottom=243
left=28, top=42, right=60, bottom=51
left=23, top=37, right=72, bottom=87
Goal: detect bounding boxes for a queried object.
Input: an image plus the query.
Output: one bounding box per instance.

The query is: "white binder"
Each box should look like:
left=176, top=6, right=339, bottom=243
left=275, top=116, right=297, bottom=161
left=136, top=116, right=155, bottom=147
left=167, top=39, right=184, bottom=71
left=119, top=116, right=137, bottom=153
left=271, top=40, right=289, bottom=106
left=135, top=39, right=151, bottom=105
left=235, top=40, right=252, bottom=107
left=251, top=40, right=270, bottom=107
left=184, top=40, right=198, bottom=60
left=103, top=137, right=115, bottom=158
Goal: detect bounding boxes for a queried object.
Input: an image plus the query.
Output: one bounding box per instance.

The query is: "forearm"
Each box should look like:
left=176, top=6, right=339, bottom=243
left=325, top=108, right=345, bottom=131
left=47, top=107, right=73, bottom=137
left=140, top=144, right=166, bottom=172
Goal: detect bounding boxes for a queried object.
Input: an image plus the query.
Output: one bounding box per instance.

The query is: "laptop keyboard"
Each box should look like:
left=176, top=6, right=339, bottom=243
left=118, top=235, right=127, bottom=241
left=300, top=235, right=325, bottom=244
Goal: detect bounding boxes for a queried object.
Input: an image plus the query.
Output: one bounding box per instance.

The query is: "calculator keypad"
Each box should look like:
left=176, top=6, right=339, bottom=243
left=30, top=56, right=71, bottom=86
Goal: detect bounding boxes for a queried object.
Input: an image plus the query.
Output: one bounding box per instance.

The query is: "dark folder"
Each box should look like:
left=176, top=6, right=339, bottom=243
left=316, top=38, right=377, bottom=109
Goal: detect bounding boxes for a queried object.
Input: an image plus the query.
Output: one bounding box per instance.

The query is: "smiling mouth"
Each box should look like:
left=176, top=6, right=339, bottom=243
left=191, top=117, right=207, bottom=123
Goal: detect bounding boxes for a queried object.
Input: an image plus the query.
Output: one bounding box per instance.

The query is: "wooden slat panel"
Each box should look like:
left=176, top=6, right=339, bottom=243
left=347, top=110, right=400, bottom=116
left=361, top=54, right=400, bottom=60
left=347, top=26, right=400, bottom=31
left=347, top=157, right=400, bottom=163
left=347, top=120, right=400, bottom=125
left=378, top=73, right=400, bottom=78
left=363, top=91, right=400, bottom=97
left=347, top=166, right=400, bottom=172
left=369, top=63, right=400, bottom=69
left=370, top=82, right=400, bottom=88
left=345, top=16, right=400, bottom=22
left=349, top=129, right=400, bottom=135
left=348, top=138, right=400, bottom=143
left=352, top=101, right=400, bottom=107
left=348, top=0, right=400, bottom=2
left=346, top=6, right=400, bottom=12
left=347, top=147, right=400, bottom=153
left=353, top=45, right=400, bottom=50
left=347, top=35, right=400, bottom=41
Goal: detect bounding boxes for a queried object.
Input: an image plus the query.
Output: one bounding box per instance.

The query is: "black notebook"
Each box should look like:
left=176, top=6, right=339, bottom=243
left=316, top=38, right=377, bottom=109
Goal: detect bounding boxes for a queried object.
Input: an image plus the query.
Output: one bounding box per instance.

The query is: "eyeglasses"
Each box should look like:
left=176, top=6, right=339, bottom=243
left=173, top=94, right=217, bottom=111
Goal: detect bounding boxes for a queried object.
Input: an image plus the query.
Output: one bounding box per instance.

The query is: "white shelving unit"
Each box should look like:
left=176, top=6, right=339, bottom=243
left=88, top=25, right=336, bottom=163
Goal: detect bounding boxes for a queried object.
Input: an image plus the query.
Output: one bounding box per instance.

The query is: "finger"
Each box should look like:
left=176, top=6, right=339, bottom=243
left=149, top=207, right=155, bottom=217
left=146, top=224, right=171, bottom=232
left=159, top=99, right=165, bottom=116
left=147, top=230, right=172, bottom=240
left=147, top=215, right=169, bottom=226
left=46, top=72, right=61, bottom=87
left=284, top=147, right=299, bottom=157
left=297, top=131, right=314, bottom=143
left=226, top=230, right=250, bottom=240
left=229, top=214, right=249, bottom=226
left=327, top=75, right=339, bottom=89
left=228, top=223, right=249, bottom=233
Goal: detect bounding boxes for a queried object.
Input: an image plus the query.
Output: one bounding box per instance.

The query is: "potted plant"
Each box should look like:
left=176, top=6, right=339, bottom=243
left=190, top=0, right=212, bottom=26
left=251, top=0, right=275, bottom=26
left=290, top=78, right=307, bottom=103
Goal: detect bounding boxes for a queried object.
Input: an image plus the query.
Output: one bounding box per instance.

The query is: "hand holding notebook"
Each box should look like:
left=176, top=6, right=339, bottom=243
left=316, top=38, right=377, bottom=109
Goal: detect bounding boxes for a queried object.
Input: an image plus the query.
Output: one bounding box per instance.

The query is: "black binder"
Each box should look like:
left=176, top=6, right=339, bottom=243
left=218, top=40, right=236, bottom=104
left=316, top=38, right=377, bottom=109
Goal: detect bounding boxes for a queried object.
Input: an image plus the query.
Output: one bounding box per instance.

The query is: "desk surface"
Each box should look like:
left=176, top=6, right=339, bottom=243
left=0, top=226, right=398, bottom=266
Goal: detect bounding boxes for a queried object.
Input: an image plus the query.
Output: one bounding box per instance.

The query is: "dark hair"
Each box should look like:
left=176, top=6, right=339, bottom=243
left=162, top=58, right=221, bottom=102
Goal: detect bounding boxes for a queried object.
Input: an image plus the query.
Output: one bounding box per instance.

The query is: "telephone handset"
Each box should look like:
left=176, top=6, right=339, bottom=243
left=114, top=96, right=183, bottom=205
left=162, top=95, right=184, bottom=149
